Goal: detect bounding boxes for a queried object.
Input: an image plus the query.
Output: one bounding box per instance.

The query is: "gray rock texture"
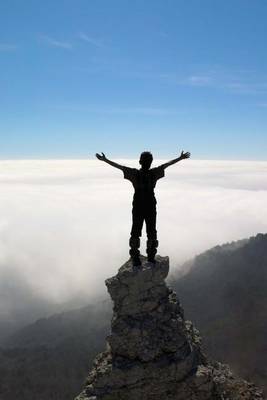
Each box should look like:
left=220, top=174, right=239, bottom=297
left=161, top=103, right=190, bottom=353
left=75, top=256, right=264, bottom=400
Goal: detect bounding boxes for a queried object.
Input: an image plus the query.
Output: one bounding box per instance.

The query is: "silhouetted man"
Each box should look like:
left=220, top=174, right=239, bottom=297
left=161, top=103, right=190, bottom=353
left=95, top=150, right=190, bottom=266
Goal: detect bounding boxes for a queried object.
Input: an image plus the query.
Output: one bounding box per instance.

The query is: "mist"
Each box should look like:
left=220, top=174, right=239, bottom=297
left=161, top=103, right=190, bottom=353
left=0, top=159, right=267, bottom=322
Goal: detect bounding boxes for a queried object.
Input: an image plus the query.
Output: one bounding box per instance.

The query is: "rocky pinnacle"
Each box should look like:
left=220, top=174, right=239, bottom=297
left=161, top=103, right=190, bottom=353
left=75, top=256, right=265, bottom=400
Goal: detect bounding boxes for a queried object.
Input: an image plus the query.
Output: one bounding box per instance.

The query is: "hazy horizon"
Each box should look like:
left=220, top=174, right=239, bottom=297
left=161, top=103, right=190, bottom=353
left=1, top=157, right=267, bottom=161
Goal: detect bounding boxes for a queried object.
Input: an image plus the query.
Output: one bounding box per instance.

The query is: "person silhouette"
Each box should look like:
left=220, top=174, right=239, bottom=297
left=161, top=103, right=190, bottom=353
left=95, top=150, right=190, bottom=266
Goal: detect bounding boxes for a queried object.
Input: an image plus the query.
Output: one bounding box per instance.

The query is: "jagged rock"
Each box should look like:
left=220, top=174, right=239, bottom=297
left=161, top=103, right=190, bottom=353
left=75, top=256, right=265, bottom=400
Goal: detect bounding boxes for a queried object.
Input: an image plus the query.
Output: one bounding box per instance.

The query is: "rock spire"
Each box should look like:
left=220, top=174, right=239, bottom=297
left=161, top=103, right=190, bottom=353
left=75, top=256, right=264, bottom=400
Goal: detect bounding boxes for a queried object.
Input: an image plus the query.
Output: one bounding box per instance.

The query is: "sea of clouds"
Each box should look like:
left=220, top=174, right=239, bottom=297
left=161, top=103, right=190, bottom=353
left=0, top=159, right=267, bottom=313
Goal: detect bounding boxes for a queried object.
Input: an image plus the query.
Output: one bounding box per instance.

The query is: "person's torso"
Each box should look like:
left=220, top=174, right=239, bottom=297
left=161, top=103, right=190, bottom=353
left=132, top=169, right=157, bottom=203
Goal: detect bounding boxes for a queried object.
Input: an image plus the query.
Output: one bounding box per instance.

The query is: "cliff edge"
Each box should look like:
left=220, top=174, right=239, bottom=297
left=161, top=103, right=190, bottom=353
left=75, top=256, right=264, bottom=400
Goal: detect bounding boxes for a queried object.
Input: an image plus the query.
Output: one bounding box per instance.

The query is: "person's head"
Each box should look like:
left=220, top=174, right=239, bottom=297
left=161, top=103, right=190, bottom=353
left=139, top=151, right=153, bottom=170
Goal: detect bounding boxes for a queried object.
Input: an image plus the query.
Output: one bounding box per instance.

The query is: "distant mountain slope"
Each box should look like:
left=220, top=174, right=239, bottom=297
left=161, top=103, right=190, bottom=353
left=0, top=286, right=98, bottom=346
left=172, top=233, right=267, bottom=393
left=5, top=300, right=111, bottom=349
left=0, top=302, right=111, bottom=400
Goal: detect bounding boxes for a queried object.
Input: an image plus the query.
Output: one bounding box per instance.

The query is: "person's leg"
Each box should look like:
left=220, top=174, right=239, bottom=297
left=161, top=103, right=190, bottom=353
left=145, top=203, right=158, bottom=263
left=129, top=204, right=144, bottom=266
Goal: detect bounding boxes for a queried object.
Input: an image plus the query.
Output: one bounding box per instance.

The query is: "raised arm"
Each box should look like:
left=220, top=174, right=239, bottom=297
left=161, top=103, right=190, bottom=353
left=160, top=150, right=191, bottom=169
left=95, top=152, right=124, bottom=170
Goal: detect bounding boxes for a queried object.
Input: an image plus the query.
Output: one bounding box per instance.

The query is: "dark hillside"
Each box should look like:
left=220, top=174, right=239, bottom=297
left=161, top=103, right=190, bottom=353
left=172, top=233, right=267, bottom=393
left=0, top=302, right=110, bottom=400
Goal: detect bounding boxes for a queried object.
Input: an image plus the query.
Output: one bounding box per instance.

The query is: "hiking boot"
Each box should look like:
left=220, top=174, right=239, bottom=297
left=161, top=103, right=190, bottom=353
left=132, top=256, right=141, bottom=268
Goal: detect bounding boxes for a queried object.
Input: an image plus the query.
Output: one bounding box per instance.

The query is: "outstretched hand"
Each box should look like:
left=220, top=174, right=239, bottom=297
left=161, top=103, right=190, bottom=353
left=180, top=150, right=191, bottom=160
left=95, top=152, right=107, bottom=161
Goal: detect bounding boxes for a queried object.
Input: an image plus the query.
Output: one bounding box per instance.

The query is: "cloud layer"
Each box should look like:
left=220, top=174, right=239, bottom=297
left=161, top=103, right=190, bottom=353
left=0, top=159, right=267, bottom=311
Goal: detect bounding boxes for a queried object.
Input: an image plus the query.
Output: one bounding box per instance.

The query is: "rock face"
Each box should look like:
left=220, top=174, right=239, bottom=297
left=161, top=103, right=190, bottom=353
left=75, top=256, right=264, bottom=400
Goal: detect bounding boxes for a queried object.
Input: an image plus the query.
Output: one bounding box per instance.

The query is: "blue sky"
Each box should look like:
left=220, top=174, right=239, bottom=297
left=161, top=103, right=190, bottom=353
left=0, top=0, right=267, bottom=159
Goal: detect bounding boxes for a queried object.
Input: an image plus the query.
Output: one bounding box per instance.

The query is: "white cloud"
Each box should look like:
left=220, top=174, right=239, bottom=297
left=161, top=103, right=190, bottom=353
left=52, top=104, right=179, bottom=115
left=187, top=75, right=214, bottom=86
left=78, top=32, right=103, bottom=47
left=40, top=35, right=73, bottom=49
left=0, top=159, right=267, bottom=309
left=161, top=69, right=267, bottom=95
